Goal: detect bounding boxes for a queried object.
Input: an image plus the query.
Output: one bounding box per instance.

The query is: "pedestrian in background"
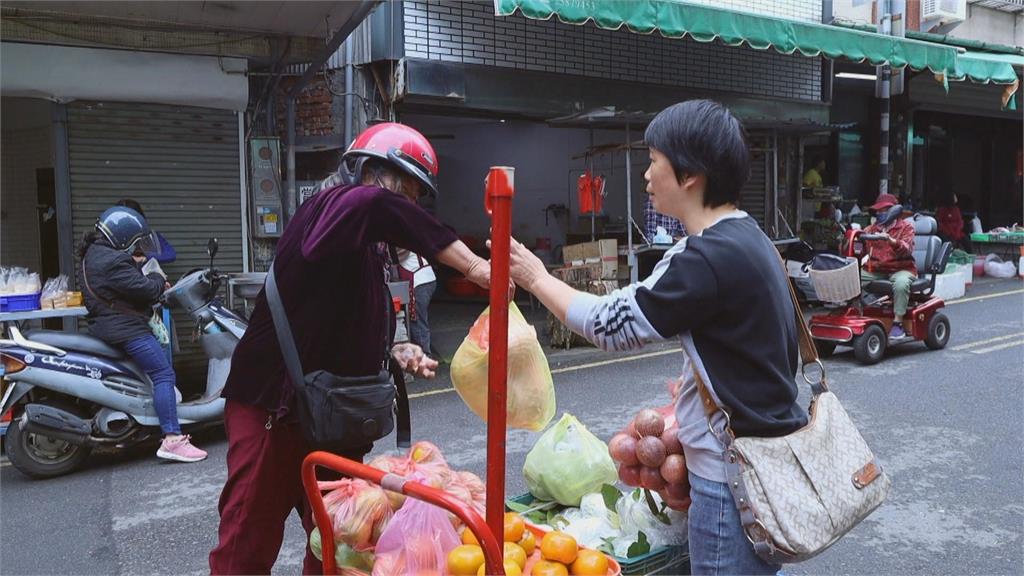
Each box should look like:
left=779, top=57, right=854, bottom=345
left=393, top=248, right=438, bottom=357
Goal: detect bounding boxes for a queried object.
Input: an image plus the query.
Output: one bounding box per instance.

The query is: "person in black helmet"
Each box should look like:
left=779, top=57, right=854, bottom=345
left=78, top=207, right=207, bottom=463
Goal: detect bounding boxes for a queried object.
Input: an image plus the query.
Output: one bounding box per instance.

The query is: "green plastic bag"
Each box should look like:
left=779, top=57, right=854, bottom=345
left=523, top=413, right=618, bottom=507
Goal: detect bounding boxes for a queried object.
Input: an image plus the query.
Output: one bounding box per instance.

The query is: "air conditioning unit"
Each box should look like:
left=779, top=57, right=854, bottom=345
left=921, top=0, right=966, bottom=25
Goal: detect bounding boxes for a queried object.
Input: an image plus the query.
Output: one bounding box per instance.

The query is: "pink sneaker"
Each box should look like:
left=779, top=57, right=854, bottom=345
left=156, top=435, right=208, bottom=463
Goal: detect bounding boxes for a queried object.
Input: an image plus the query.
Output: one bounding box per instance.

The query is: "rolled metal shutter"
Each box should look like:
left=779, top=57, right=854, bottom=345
left=67, top=101, right=242, bottom=389
left=740, top=133, right=770, bottom=229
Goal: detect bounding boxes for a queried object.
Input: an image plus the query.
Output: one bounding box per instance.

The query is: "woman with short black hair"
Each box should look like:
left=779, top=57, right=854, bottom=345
left=508, top=99, right=806, bottom=575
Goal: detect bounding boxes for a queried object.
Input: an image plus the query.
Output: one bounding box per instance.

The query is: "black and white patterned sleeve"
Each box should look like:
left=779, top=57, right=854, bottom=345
left=565, top=242, right=720, bottom=351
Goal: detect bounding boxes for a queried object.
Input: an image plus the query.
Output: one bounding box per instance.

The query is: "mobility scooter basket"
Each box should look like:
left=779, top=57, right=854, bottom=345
left=808, top=256, right=860, bottom=303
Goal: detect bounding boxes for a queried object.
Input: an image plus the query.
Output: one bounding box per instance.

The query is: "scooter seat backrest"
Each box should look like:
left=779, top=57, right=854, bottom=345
left=906, top=215, right=943, bottom=273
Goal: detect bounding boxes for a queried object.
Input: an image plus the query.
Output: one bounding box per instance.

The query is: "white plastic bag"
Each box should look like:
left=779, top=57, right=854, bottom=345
left=612, top=489, right=687, bottom=556
left=556, top=493, right=620, bottom=550
left=984, top=254, right=1017, bottom=279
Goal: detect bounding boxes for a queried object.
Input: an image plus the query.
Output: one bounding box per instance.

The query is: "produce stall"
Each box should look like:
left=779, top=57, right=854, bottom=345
left=301, top=167, right=690, bottom=575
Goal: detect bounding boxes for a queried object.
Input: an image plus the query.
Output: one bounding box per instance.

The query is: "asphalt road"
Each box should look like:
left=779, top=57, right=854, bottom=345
left=2, top=279, right=1021, bottom=575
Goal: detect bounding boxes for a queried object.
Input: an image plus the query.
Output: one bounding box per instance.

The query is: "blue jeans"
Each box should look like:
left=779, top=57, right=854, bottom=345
left=409, top=281, right=436, bottom=355
left=122, top=335, right=181, bottom=435
left=688, top=471, right=781, bottom=576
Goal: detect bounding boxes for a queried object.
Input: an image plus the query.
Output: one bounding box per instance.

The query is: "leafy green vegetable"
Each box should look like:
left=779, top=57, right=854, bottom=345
left=626, top=531, right=651, bottom=558
left=598, top=537, right=617, bottom=556
left=643, top=488, right=673, bottom=525
left=601, top=483, right=622, bottom=512
left=505, top=500, right=532, bottom=514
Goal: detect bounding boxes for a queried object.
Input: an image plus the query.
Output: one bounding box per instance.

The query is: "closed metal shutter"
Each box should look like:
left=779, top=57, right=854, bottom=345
left=67, top=101, right=243, bottom=388
left=740, top=133, right=770, bottom=229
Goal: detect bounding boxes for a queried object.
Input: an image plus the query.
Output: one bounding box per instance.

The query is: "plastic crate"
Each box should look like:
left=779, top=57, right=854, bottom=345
left=507, top=493, right=690, bottom=575
left=970, top=233, right=990, bottom=243
left=0, top=292, right=41, bottom=313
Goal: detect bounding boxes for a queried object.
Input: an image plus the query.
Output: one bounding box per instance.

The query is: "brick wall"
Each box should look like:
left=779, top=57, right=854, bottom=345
left=403, top=0, right=822, bottom=101
left=274, top=77, right=339, bottom=137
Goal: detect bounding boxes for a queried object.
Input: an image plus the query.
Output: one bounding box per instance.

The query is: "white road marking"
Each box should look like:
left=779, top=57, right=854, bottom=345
left=951, top=331, right=1024, bottom=351
left=968, top=339, right=1024, bottom=355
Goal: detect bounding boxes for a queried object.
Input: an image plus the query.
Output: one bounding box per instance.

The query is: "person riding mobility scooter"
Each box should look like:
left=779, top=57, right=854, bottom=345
left=808, top=201, right=953, bottom=364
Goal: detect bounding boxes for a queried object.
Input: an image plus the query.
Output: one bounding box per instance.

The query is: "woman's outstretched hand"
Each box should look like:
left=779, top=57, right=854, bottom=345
left=505, top=237, right=548, bottom=293
left=391, top=343, right=438, bottom=379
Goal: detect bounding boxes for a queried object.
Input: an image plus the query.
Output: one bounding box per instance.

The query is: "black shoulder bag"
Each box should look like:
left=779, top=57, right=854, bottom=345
left=264, top=266, right=411, bottom=452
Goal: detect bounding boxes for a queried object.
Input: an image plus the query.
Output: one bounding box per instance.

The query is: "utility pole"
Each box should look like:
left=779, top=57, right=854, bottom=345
left=876, top=0, right=892, bottom=198
left=876, top=0, right=906, bottom=199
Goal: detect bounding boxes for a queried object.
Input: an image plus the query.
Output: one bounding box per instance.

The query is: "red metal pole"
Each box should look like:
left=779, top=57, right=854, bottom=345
left=484, top=166, right=514, bottom=574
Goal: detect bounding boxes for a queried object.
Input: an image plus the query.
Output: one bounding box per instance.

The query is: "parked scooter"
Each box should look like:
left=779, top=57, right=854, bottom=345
left=0, top=239, right=245, bottom=478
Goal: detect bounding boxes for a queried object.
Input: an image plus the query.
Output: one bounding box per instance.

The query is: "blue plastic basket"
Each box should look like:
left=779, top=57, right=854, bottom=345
left=507, top=493, right=690, bottom=575
left=0, top=292, right=41, bottom=313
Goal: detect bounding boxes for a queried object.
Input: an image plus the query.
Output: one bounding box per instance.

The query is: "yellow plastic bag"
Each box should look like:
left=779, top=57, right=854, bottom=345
left=451, top=302, right=555, bottom=431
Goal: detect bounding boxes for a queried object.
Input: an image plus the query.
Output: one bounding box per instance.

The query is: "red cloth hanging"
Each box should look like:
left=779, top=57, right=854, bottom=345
left=577, top=171, right=604, bottom=215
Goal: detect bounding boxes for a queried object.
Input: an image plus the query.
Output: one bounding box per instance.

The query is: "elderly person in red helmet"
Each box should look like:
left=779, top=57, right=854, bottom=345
left=209, top=123, right=493, bottom=575
left=861, top=193, right=916, bottom=339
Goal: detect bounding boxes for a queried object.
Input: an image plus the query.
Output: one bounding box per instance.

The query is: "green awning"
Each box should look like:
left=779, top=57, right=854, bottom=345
left=494, top=0, right=960, bottom=75
left=951, top=51, right=1024, bottom=85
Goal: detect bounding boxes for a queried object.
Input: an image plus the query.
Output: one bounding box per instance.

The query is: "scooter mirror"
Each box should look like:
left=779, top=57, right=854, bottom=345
left=207, top=238, right=219, bottom=261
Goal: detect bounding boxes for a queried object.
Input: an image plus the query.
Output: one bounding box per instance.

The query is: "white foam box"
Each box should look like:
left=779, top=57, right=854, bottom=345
left=933, top=269, right=966, bottom=301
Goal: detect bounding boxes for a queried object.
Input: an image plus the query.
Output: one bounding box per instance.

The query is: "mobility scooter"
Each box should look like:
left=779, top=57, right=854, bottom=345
left=808, top=209, right=953, bottom=364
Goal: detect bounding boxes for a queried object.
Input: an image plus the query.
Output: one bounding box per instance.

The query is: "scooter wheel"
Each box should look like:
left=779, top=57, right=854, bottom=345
left=853, top=325, right=886, bottom=365
left=925, top=313, right=950, bottom=350
left=6, top=403, right=92, bottom=479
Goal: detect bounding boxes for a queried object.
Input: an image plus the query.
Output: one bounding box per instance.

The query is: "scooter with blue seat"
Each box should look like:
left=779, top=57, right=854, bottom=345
left=0, top=239, right=245, bottom=478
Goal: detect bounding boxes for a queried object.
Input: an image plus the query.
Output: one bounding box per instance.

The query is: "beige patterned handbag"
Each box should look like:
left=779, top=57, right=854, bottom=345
left=694, top=257, right=890, bottom=564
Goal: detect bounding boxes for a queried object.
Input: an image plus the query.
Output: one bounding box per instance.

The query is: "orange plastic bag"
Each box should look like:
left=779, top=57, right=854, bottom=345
left=450, top=303, right=555, bottom=431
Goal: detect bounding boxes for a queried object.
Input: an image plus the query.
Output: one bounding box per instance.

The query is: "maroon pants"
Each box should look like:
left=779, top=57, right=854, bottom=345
left=209, top=400, right=369, bottom=575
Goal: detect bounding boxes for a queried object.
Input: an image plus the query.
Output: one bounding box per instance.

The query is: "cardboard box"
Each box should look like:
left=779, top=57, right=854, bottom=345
left=562, top=239, right=618, bottom=279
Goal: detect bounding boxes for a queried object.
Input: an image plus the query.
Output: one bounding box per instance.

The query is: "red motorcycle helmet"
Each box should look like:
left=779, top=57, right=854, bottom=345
left=340, top=122, right=439, bottom=197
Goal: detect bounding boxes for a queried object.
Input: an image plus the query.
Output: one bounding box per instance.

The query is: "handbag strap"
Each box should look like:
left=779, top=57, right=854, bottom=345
left=695, top=247, right=829, bottom=424
left=81, top=259, right=153, bottom=320
left=264, top=266, right=307, bottom=393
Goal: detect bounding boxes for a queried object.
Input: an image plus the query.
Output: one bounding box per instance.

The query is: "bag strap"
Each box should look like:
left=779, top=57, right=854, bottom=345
left=695, top=247, right=829, bottom=425
left=264, top=266, right=307, bottom=393
left=81, top=259, right=152, bottom=320
left=265, top=263, right=413, bottom=448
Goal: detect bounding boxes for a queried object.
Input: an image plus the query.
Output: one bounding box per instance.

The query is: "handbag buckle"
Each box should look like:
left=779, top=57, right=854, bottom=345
left=744, top=519, right=772, bottom=549
left=707, top=407, right=735, bottom=443
left=801, top=359, right=828, bottom=389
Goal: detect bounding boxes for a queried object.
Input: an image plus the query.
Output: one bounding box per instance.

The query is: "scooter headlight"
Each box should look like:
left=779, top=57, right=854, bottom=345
left=1, top=353, right=27, bottom=375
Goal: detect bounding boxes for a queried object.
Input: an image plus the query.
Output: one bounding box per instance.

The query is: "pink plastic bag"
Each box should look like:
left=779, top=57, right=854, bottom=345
left=371, top=485, right=460, bottom=576
left=318, top=478, right=394, bottom=551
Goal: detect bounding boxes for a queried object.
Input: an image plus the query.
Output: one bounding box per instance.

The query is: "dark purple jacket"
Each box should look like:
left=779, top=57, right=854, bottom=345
left=222, top=184, right=458, bottom=413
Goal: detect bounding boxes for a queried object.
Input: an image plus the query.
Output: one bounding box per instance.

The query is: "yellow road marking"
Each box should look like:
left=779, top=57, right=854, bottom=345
left=408, top=348, right=676, bottom=399
left=946, top=288, right=1024, bottom=306
left=550, top=349, right=676, bottom=374
left=969, top=339, right=1024, bottom=355
left=951, top=331, right=1024, bottom=351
